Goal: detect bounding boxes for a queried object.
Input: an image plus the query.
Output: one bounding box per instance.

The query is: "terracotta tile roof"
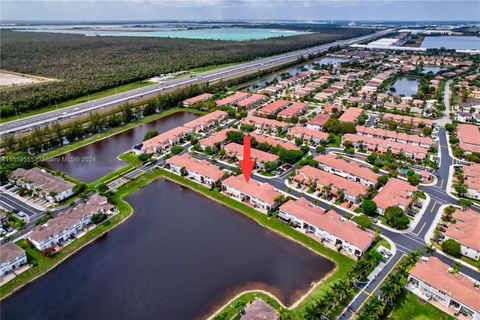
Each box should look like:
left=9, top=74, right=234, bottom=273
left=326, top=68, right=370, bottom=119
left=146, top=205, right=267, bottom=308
left=216, top=92, right=250, bottom=106
left=409, top=257, right=480, bottom=312
left=288, top=126, right=329, bottom=141
left=295, top=165, right=368, bottom=198
left=222, top=175, right=281, bottom=207
left=444, top=209, right=480, bottom=252
left=242, top=116, right=289, bottom=128
left=183, top=110, right=227, bottom=130
left=278, top=102, right=308, bottom=118
left=373, top=178, right=416, bottom=211
left=280, top=198, right=374, bottom=251
left=167, top=153, right=224, bottom=181
left=383, top=113, right=433, bottom=126
left=458, top=124, right=480, bottom=152
left=464, top=163, right=480, bottom=193
left=315, top=154, right=379, bottom=184
left=224, top=143, right=278, bottom=163
left=183, top=93, right=213, bottom=105
left=237, top=94, right=266, bottom=107
left=199, top=128, right=238, bottom=148
left=12, top=167, right=74, bottom=194
left=0, top=242, right=25, bottom=264
left=343, top=134, right=428, bottom=158
left=307, top=114, right=330, bottom=127
left=258, top=99, right=290, bottom=115
left=250, top=132, right=299, bottom=151
left=141, top=127, right=190, bottom=153
left=338, top=107, right=363, bottom=123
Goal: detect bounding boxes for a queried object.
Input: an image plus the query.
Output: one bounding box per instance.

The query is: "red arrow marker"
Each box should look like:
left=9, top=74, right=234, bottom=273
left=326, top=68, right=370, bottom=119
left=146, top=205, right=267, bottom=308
left=239, top=135, right=255, bottom=183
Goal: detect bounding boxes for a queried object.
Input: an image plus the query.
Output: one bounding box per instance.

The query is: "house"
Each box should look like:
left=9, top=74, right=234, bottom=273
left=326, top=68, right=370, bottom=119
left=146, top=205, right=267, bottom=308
left=27, top=195, right=115, bottom=251
left=0, top=242, right=27, bottom=276
left=182, top=93, right=213, bottom=107
left=198, top=128, right=239, bottom=151
left=306, top=114, right=330, bottom=131
left=314, top=154, right=379, bottom=187
left=338, top=107, right=363, bottom=123
left=250, top=132, right=299, bottom=151
left=279, top=198, right=374, bottom=257
left=287, top=126, right=328, bottom=145
left=236, top=93, right=267, bottom=109
left=277, top=102, right=308, bottom=120
left=182, top=110, right=228, bottom=132
left=222, top=175, right=282, bottom=213
left=294, top=165, right=368, bottom=204
left=240, top=298, right=278, bottom=320
left=457, top=124, right=480, bottom=154
left=444, top=209, right=480, bottom=261
left=373, top=178, right=416, bottom=215
left=406, top=257, right=480, bottom=320
left=356, top=126, right=433, bottom=148
left=138, top=126, right=191, bottom=154
left=223, top=143, right=278, bottom=170
left=242, top=116, right=290, bottom=133
left=166, top=153, right=224, bottom=187
left=216, top=92, right=250, bottom=106
left=464, top=163, right=480, bottom=200
left=257, top=99, right=290, bottom=116
left=10, top=168, right=74, bottom=202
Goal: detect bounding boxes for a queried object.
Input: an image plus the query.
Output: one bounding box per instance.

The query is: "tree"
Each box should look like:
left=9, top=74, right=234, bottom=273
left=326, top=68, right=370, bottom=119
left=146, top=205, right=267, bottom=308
left=91, top=213, right=107, bottom=224
left=361, top=199, right=378, bottom=216
left=143, top=130, right=159, bottom=141
left=422, top=126, right=432, bottom=136
left=442, top=239, right=461, bottom=257
left=454, top=184, right=467, bottom=196
left=376, top=175, right=389, bottom=187
left=355, top=215, right=372, bottom=229
left=226, top=131, right=244, bottom=144
left=170, top=145, right=184, bottom=155
left=384, top=206, right=409, bottom=230
left=72, top=183, right=86, bottom=194
left=324, top=118, right=342, bottom=134
left=278, top=149, right=303, bottom=164
left=445, top=123, right=456, bottom=132
left=138, top=153, right=152, bottom=163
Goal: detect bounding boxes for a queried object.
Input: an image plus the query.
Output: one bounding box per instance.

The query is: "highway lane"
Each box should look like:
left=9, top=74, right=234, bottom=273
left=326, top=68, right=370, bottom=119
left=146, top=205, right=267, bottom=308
left=0, top=28, right=394, bottom=136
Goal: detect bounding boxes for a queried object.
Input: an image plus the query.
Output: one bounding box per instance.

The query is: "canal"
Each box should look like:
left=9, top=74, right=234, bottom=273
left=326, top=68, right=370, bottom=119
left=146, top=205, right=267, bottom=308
left=1, top=179, right=335, bottom=320
left=45, top=112, right=199, bottom=183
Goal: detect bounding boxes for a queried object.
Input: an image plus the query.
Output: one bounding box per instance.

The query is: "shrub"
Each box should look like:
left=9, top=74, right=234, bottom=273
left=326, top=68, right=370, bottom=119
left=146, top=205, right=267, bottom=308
left=442, top=239, right=461, bottom=257
left=361, top=199, right=378, bottom=216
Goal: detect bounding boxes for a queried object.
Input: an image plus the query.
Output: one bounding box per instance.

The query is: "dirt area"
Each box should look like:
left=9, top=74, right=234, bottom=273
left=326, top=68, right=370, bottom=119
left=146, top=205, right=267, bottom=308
left=0, top=70, right=56, bottom=88
left=403, top=36, right=425, bottom=48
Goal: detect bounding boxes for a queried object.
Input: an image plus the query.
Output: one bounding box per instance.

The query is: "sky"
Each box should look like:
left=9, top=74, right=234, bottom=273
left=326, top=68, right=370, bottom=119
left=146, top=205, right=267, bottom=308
left=2, top=0, right=480, bottom=22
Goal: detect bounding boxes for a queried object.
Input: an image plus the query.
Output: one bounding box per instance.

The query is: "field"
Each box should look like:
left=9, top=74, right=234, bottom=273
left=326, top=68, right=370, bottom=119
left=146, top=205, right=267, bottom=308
left=0, top=70, right=56, bottom=88
left=0, top=27, right=371, bottom=117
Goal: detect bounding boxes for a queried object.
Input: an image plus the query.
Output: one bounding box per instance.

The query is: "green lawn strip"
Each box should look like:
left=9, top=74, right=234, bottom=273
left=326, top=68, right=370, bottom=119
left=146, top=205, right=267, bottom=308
left=388, top=291, right=454, bottom=320
left=118, top=151, right=143, bottom=166
left=327, top=134, right=341, bottom=147
left=1, top=81, right=156, bottom=124
left=38, top=108, right=206, bottom=159
left=0, top=168, right=162, bottom=299
left=189, top=62, right=239, bottom=74
left=158, top=170, right=354, bottom=319
left=460, top=256, right=480, bottom=270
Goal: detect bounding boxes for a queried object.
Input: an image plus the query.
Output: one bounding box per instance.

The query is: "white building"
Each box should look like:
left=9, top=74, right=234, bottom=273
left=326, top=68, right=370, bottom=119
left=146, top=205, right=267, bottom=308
left=0, top=242, right=27, bottom=276
left=407, top=257, right=480, bottom=320
left=444, top=208, right=480, bottom=261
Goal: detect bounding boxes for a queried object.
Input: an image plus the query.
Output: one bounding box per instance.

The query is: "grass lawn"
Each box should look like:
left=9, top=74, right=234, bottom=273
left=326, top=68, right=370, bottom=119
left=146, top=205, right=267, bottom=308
left=118, top=151, right=143, bottom=167
left=1, top=81, right=156, bottom=124
left=388, top=291, right=454, bottom=320
left=38, top=107, right=206, bottom=159
left=189, top=62, right=239, bottom=74
left=327, top=134, right=341, bottom=148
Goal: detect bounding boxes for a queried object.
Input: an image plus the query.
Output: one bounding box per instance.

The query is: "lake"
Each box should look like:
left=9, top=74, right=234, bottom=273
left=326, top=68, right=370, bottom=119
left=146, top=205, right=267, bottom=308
left=390, top=77, right=419, bottom=97
left=46, top=112, right=199, bottom=183
left=17, top=27, right=310, bottom=41
left=420, top=36, right=480, bottom=50
left=0, top=179, right=334, bottom=320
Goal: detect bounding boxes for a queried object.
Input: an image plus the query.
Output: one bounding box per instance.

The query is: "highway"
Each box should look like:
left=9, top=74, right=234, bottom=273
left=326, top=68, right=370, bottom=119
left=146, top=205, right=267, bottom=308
left=0, top=28, right=394, bottom=136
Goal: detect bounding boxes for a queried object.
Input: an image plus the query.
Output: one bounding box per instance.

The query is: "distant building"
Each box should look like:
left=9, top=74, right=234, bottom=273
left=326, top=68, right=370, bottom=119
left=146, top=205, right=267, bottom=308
left=182, top=93, right=213, bottom=107
left=406, top=257, right=480, bottom=320
left=0, top=242, right=27, bottom=276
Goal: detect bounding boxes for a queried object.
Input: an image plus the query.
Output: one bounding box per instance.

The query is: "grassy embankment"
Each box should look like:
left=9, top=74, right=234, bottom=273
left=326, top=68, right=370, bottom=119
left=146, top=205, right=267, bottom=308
left=0, top=81, right=155, bottom=124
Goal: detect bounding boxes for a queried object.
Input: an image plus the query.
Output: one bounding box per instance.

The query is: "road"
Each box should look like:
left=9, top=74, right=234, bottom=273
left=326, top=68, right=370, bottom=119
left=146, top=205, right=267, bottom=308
left=0, top=191, right=44, bottom=220
left=0, top=28, right=394, bottom=136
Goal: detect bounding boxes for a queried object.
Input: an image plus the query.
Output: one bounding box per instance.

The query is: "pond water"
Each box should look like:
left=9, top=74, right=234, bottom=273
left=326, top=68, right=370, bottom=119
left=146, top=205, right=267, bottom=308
left=390, top=77, right=419, bottom=97
left=420, top=36, right=480, bottom=50
left=0, top=179, right=334, bottom=320
left=422, top=65, right=443, bottom=74
left=45, top=112, right=199, bottom=183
